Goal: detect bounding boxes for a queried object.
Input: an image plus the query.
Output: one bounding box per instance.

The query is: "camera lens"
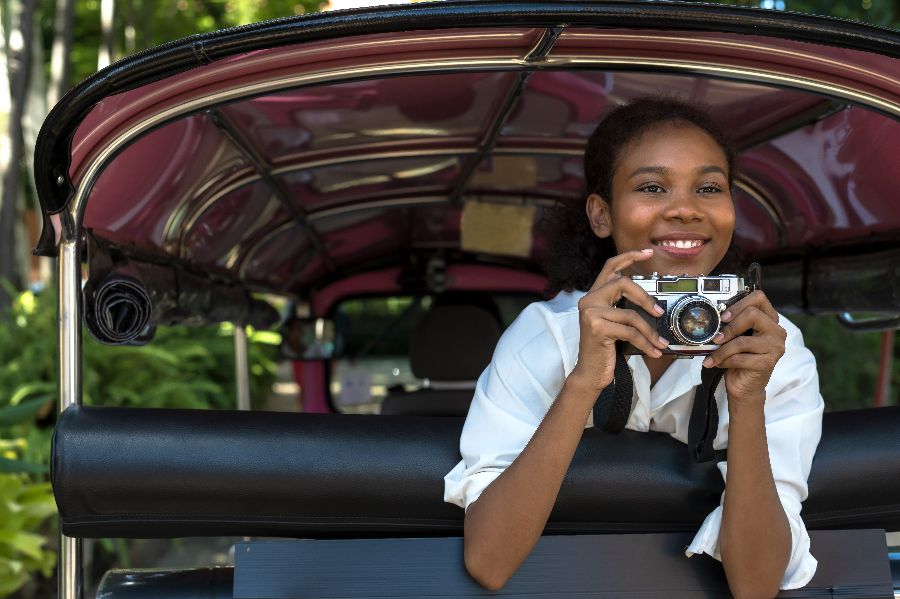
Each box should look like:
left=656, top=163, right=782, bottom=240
left=670, top=296, right=720, bottom=345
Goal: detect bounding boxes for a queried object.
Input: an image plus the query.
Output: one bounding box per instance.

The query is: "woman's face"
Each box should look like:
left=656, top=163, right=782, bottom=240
left=586, top=122, right=735, bottom=277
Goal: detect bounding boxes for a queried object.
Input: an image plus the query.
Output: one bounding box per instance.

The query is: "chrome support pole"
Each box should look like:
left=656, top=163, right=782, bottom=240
left=234, top=325, right=250, bottom=411
left=58, top=237, right=83, bottom=599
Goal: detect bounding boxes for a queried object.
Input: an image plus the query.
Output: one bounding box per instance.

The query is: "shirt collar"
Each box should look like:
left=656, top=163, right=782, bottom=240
left=629, top=353, right=704, bottom=413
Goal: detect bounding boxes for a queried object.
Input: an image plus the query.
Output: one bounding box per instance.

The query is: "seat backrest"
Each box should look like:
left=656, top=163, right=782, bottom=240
left=382, top=302, right=501, bottom=416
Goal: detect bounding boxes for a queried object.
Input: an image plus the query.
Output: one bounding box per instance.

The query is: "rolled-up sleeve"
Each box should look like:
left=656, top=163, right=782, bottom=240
left=444, top=304, right=568, bottom=510
left=685, top=315, right=824, bottom=590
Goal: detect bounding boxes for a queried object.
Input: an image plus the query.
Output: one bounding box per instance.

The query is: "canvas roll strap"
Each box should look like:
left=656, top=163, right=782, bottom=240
left=689, top=366, right=727, bottom=463
left=592, top=345, right=634, bottom=434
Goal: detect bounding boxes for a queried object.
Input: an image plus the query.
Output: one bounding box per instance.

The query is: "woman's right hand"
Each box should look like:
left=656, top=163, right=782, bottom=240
left=568, top=249, right=669, bottom=394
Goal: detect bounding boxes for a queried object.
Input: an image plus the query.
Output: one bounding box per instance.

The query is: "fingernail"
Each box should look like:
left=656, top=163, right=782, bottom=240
left=721, top=310, right=732, bottom=322
left=641, top=248, right=654, bottom=254
left=713, top=332, right=724, bottom=342
left=653, top=304, right=664, bottom=316
left=652, top=349, right=662, bottom=358
left=658, top=336, right=669, bottom=347
left=702, top=357, right=713, bottom=367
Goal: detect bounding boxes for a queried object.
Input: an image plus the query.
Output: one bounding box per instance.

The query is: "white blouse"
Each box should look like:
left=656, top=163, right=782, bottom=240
left=444, top=289, right=824, bottom=590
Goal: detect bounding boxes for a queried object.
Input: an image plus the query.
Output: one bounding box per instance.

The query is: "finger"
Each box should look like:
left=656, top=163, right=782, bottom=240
left=721, top=290, right=778, bottom=324
left=714, top=306, right=785, bottom=345
left=714, top=353, right=769, bottom=370
left=590, top=249, right=655, bottom=291
left=619, top=279, right=666, bottom=319
left=703, top=335, right=779, bottom=368
left=594, top=316, right=663, bottom=358
left=601, top=306, right=668, bottom=350
left=590, top=276, right=664, bottom=316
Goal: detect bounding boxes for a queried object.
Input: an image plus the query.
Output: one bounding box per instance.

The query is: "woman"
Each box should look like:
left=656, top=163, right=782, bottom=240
left=444, top=97, right=824, bottom=598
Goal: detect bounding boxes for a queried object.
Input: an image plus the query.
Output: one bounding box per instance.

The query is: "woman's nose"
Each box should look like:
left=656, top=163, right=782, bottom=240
left=663, top=190, right=704, bottom=222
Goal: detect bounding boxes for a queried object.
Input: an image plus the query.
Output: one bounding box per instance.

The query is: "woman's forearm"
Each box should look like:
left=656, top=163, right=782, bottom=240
left=720, top=395, right=791, bottom=599
left=463, top=374, right=597, bottom=590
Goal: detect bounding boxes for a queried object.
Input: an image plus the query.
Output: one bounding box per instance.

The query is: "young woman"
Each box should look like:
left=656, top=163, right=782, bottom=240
left=444, top=98, right=824, bottom=598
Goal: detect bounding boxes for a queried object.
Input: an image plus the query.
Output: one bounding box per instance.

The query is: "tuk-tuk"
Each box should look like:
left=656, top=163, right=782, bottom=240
left=36, top=2, right=900, bottom=597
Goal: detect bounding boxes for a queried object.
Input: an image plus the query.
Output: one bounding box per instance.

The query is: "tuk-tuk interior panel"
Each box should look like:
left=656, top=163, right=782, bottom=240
left=180, top=183, right=293, bottom=268
left=466, top=154, right=583, bottom=197
left=554, top=29, right=900, bottom=102
left=312, top=207, right=410, bottom=265
left=217, top=72, right=519, bottom=159
left=501, top=70, right=828, bottom=144
left=82, top=115, right=252, bottom=254
left=66, top=27, right=543, bottom=184
left=238, top=223, right=313, bottom=288
left=279, top=156, right=464, bottom=210
left=740, top=107, right=900, bottom=249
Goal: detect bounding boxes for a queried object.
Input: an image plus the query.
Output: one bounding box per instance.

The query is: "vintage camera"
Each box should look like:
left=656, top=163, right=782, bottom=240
left=619, top=273, right=753, bottom=357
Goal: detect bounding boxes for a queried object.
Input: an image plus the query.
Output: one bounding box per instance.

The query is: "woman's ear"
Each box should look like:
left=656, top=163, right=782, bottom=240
left=585, top=193, right=613, bottom=238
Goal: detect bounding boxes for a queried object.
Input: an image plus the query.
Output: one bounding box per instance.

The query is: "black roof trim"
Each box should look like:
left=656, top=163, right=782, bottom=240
left=34, top=0, right=900, bottom=228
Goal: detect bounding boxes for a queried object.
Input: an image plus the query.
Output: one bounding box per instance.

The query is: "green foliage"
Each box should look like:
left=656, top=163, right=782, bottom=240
left=790, top=313, right=898, bottom=411
left=0, top=286, right=280, bottom=596
left=38, top=0, right=329, bottom=93
left=0, top=475, right=57, bottom=598
left=709, top=0, right=899, bottom=29
left=0, top=400, right=56, bottom=597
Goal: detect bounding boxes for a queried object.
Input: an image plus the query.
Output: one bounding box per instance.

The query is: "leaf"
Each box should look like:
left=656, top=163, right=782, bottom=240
left=0, top=531, right=46, bottom=561
left=8, top=382, right=55, bottom=406
left=0, top=397, right=52, bottom=427
left=0, top=556, right=27, bottom=597
left=0, top=458, right=47, bottom=475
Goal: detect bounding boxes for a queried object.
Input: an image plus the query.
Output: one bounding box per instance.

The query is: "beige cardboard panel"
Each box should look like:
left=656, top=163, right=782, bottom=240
left=461, top=201, right=535, bottom=258
left=470, top=156, right=538, bottom=188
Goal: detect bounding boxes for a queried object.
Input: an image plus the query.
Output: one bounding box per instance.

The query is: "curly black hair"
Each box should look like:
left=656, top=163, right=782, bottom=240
left=541, top=96, right=738, bottom=295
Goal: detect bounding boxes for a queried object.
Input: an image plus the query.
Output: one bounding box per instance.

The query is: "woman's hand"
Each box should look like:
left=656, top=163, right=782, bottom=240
left=568, top=249, right=669, bottom=395
left=702, top=290, right=786, bottom=403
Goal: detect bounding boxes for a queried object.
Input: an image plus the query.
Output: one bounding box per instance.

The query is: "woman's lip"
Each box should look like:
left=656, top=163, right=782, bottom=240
left=653, top=241, right=708, bottom=257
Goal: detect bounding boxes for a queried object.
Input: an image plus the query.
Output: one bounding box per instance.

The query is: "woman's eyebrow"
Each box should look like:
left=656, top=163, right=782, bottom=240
left=627, top=166, right=670, bottom=179
left=697, top=165, right=726, bottom=176
left=626, top=165, right=726, bottom=179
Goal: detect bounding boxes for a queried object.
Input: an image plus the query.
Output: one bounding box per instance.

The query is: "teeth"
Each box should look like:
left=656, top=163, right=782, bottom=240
left=657, top=240, right=704, bottom=249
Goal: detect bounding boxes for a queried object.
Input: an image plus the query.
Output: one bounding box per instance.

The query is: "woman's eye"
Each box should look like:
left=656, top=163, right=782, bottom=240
left=698, top=184, right=722, bottom=194
left=638, top=184, right=664, bottom=193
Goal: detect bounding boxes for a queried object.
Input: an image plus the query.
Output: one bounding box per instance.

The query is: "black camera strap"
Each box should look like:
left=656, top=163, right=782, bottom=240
left=592, top=344, right=634, bottom=434
left=688, top=366, right=727, bottom=463
left=593, top=349, right=727, bottom=464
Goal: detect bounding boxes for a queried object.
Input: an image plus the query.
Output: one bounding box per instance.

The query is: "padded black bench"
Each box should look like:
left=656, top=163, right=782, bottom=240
left=51, top=405, right=900, bottom=539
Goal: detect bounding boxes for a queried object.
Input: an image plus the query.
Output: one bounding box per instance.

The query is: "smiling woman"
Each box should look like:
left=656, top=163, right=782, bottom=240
left=34, top=2, right=900, bottom=598
left=452, top=98, right=817, bottom=597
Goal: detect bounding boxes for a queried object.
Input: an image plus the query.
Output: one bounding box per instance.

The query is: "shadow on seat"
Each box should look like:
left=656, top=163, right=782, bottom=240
left=380, top=302, right=501, bottom=416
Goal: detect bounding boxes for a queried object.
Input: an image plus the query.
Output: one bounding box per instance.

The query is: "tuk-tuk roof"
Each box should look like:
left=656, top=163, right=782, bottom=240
left=34, top=1, right=900, bottom=297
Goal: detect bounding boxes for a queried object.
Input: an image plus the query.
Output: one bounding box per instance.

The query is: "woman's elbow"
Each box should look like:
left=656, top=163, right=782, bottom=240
left=728, top=578, right=780, bottom=599
left=463, top=541, right=511, bottom=591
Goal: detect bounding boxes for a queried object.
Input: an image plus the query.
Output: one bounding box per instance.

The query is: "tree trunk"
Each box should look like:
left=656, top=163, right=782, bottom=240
left=0, top=0, right=36, bottom=307
left=48, top=0, right=74, bottom=109
left=98, top=0, right=115, bottom=69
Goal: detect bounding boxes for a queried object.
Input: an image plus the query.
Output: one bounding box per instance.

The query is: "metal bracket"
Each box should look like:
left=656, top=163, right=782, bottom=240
left=837, top=312, right=900, bottom=332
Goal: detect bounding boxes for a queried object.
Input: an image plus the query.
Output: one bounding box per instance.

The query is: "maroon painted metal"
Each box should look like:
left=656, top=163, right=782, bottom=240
left=48, top=21, right=900, bottom=297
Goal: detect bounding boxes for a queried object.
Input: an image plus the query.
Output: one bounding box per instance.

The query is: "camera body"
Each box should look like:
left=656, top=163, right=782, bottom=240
left=619, top=273, right=751, bottom=357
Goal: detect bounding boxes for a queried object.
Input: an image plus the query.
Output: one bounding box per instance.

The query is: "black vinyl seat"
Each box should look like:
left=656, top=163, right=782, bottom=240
left=51, top=405, right=900, bottom=539
left=380, top=303, right=501, bottom=416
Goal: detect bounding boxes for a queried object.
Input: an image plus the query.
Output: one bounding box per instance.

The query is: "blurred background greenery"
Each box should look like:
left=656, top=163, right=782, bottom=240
left=0, top=0, right=896, bottom=597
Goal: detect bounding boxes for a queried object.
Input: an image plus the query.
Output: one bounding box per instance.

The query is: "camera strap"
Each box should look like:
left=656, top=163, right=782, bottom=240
left=594, top=352, right=727, bottom=463
left=592, top=344, right=634, bottom=434
left=688, top=366, right=727, bottom=463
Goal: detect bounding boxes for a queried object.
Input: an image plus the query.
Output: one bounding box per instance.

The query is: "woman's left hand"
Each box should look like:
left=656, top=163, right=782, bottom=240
left=702, top=290, right=786, bottom=404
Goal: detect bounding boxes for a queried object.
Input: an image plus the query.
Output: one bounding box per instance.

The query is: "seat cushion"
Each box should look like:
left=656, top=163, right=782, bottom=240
left=51, top=405, right=900, bottom=538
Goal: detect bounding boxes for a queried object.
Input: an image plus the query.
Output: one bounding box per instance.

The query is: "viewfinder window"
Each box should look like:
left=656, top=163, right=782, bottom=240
left=703, top=279, right=729, bottom=292
left=657, top=279, right=697, bottom=293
